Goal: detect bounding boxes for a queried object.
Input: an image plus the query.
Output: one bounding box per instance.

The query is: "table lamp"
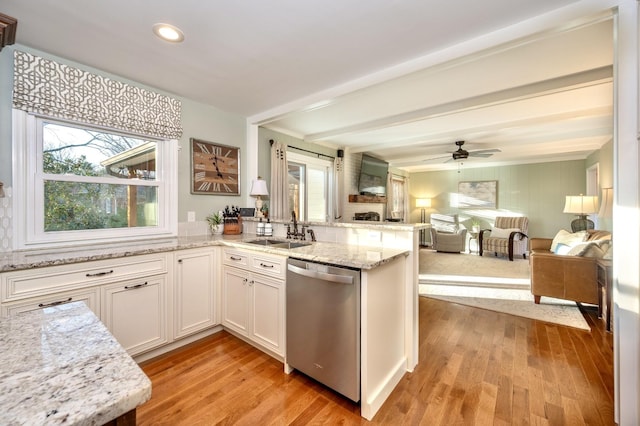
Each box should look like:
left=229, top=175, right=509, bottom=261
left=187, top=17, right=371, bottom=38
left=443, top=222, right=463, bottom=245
left=563, top=194, right=598, bottom=232
left=250, top=177, right=269, bottom=218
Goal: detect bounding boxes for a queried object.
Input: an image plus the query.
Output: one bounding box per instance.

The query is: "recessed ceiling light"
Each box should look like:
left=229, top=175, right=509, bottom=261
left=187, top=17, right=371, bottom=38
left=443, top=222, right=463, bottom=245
left=152, top=23, right=184, bottom=43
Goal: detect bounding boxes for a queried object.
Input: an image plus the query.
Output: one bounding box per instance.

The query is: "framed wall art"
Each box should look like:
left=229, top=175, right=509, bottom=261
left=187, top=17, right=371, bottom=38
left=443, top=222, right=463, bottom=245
left=458, top=180, right=497, bottom=208
left=191, top=138, right=240, bottom=195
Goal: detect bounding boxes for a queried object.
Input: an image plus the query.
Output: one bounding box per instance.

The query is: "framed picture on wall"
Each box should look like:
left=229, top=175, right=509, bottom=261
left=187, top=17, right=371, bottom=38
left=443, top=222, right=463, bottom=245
left=191, top=138, right=240, bottom=195
left=458, top=180, right=497, bottom=208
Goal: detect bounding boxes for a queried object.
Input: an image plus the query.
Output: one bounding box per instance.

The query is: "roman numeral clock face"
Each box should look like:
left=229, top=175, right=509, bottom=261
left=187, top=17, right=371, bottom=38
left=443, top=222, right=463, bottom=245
left=191, top=139, right=240, bottom=195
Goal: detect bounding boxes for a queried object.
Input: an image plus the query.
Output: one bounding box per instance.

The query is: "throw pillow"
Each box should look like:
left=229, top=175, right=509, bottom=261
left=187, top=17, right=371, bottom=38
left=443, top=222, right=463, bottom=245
left=550, top=229, right=588, bottom=252
left=566, top=242, right=606, bottom=258
left=491, top=227, right=522, bottom=240
left=554, top=243, right=572, bottom=255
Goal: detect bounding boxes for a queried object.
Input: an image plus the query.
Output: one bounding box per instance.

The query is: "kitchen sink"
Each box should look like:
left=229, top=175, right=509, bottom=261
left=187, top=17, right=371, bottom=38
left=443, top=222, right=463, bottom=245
left=245, top=239, right=283, bottom=246
left=245, top=239, right=311, bottom=249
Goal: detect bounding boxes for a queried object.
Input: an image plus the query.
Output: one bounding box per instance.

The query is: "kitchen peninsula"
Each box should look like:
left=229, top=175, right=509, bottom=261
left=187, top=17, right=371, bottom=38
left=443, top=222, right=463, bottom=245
left=0, top=301, right=151, bottom=425
left=0, top=220, right=425, bottom=421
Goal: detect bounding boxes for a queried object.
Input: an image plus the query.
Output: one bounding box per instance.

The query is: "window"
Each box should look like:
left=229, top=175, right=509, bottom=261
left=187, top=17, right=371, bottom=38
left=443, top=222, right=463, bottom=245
left=287, top=152, right=333, bottom=222
left=13, top=112, right=177, bottom=248
left=390, top=175, right=406, bottom=220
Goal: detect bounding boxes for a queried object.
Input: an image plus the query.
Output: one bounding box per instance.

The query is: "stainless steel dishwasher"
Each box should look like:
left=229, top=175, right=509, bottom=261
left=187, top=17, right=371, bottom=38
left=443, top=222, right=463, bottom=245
left=286, top=258, right=361, bottom=402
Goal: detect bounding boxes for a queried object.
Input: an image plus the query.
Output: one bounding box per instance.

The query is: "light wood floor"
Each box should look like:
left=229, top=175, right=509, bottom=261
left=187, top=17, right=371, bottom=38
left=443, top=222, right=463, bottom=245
left=137, top=297, right=614, bottom=425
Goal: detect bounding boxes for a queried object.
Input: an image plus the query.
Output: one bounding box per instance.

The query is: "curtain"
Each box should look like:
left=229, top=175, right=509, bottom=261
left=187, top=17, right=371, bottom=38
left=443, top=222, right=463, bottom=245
left=386, top=172, right=394, bottom=220
left=12, top=50, right=183, bottom=139
left=403, top=176, right=410, bottom=223
left=270, top=140, right=289, bottom=220
left=387, top=174, right=409, bottom=222
left=333, top=155, right=344, bottom=221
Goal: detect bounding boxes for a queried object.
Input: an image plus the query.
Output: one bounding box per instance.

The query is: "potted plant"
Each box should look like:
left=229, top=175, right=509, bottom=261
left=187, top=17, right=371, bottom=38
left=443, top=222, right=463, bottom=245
left=206, top=211, right=224, bottom=234
left=470, top=218, right=481, bottom=233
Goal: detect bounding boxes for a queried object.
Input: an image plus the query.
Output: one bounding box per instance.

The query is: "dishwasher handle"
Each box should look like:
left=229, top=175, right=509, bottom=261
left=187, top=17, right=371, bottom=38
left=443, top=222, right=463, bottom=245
left=287, top=263, right=354, bottom=284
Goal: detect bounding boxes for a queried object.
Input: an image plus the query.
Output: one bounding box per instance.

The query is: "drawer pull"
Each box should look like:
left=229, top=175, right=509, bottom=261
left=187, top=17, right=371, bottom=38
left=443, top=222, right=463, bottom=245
left=38, top=297, right=73, bottom=308
left=124, top=281, right=148, bottom=290
left=259, top=263, right=274, bottom=268
left=86, top=270, right=114, bottom=277
left=230, top=256, right=242, bottom=261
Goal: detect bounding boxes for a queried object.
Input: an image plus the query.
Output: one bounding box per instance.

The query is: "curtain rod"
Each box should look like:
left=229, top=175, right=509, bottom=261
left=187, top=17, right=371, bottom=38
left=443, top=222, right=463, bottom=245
left=270, top=139, right=335, bottom=160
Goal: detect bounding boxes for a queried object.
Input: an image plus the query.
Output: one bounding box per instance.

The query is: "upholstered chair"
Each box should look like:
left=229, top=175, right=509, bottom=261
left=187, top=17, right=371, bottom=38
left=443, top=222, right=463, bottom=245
left=429, top=213, right=467, bottom=253
left=479, top=216, right=529, bottom=261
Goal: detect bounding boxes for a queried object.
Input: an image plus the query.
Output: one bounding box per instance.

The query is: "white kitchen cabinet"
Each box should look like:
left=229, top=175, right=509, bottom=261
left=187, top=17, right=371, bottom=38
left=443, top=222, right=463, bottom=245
left=249, top=273, right=283, bottom=353
left=221, top=266, right=250, bottom=335
left=1, top=254, right=168, bottom=304
left=222, top=248, right=285, bottom=357
left=101, top=275, right=169, bottom=356
left=1, top=287, right=99, bottom=317
left=174, top=248, right=217, bottom=339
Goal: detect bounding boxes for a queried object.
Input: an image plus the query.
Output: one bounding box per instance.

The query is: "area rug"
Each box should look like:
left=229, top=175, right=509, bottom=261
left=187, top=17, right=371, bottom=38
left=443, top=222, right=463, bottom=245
left=420, top=283, right=591, bottom=331
left=419, top=249, right=530, bottom=286
left=419, top=250, right=590, bottom=331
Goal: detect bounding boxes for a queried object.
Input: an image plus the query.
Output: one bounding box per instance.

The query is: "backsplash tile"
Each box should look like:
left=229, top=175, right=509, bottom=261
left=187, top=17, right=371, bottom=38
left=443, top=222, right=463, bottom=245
left=0, top=188, right=12, bottom=252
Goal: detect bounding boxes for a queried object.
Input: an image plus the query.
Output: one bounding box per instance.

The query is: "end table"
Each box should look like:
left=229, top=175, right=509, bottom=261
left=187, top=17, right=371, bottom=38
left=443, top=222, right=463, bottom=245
left=596, top=258, right=613, bottom=332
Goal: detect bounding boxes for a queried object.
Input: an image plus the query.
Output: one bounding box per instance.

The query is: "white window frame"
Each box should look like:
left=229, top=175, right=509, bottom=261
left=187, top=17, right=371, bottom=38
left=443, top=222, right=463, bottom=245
left=287, top=151, right=334, bottom=222
left=12, top=110, right=178, bottom=249
left=390, top=174, right=406, bottom=220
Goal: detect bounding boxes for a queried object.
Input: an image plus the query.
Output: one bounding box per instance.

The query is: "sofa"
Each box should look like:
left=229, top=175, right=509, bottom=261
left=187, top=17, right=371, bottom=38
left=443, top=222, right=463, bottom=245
left=430, top=213, right=467, bottom=253
left=530, top=229, right=612, bottom=305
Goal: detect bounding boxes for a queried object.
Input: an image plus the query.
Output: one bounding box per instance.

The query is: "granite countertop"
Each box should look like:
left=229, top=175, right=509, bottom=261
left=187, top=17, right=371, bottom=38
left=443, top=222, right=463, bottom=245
left=0, top=301, right=151, bottom=425
left=242, top=216, right=431, bottom=231
left=0, top=234, right=409, bottom=272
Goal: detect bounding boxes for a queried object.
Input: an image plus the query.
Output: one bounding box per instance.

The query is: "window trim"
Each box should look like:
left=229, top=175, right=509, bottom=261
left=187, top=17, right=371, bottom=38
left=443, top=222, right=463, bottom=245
left=287, top=151, right=334, bottom=222
left=12, top=110, right=178, bottom=249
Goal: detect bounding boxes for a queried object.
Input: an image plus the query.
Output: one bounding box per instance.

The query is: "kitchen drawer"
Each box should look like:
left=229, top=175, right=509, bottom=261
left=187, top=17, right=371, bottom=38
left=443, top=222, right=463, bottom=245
left=251, top=253, right=286, bottom=279
left=1, top=253, right=169, bottom=303
left=223, top=249, right=250, bottom=268
left=1, top=287, right=100, bottom=318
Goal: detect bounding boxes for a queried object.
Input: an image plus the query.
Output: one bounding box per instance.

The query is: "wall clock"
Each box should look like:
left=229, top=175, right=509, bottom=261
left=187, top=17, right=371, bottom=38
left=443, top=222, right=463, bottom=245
left=190, top=138, right=240, bottom=195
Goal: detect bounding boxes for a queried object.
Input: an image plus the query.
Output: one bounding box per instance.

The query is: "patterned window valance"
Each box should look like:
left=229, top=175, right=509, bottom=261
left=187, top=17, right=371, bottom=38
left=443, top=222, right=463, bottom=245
left=12, top=50, right=183, bottom=139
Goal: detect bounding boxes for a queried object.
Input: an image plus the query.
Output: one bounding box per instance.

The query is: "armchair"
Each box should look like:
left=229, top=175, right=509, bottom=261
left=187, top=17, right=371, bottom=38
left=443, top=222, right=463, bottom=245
left=430, top=213, right=467, bottom=253
left=479, top=216, right=529, bottom=261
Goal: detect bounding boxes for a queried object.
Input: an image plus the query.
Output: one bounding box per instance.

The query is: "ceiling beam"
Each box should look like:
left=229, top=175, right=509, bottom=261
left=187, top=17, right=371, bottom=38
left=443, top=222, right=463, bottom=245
left=303, top=66, right=612, bottom=143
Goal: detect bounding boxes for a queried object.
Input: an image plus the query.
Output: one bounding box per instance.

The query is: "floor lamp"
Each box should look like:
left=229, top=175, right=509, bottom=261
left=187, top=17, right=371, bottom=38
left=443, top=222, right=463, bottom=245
left=416, top=198, right=431, bottom=246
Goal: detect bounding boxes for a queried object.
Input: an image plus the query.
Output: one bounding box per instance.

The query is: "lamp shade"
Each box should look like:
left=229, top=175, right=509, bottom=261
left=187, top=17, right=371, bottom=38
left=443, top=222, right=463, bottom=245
left=416, top=198, right=431, bottom=208
left=599, top=187, right=613, bottom=217
left=563, top=195, right=598, bottom=214
left=250, top=178, right=269, bottom=197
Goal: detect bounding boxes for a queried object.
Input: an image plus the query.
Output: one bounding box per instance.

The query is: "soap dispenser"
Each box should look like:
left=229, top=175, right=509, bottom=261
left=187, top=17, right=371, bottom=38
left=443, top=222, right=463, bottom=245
left=257, top=218, right=265, bottom=236
left=264, top=219, right=273, bottom=237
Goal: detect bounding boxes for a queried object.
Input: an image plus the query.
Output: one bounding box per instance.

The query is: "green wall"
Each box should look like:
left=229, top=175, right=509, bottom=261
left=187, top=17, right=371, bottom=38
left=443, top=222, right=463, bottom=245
left=0, top=45, right=246, bottom=225
left=409, top=160, right=591, bottom=238
left=257, top=127, right=338, bottom=188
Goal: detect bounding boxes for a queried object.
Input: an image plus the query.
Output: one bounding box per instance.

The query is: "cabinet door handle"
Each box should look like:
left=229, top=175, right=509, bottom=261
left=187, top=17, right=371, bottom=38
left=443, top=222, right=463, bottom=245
left=230, top=256, right=242, bottom=261
left=124, top=281, right=148, bottom=290
left=259, top=263, right=274, bottom=268
left=178, top=259, right=183, bottom=263
left=86, top=270, right=114, bottom=277
left=38, top=297, right=73, bottom=308
left=249, top=280, right=254, bottom=286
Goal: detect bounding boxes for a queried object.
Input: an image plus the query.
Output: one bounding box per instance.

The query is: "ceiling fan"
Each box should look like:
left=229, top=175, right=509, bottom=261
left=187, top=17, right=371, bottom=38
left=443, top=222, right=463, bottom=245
left=425, top=140, right=501, bottom=163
